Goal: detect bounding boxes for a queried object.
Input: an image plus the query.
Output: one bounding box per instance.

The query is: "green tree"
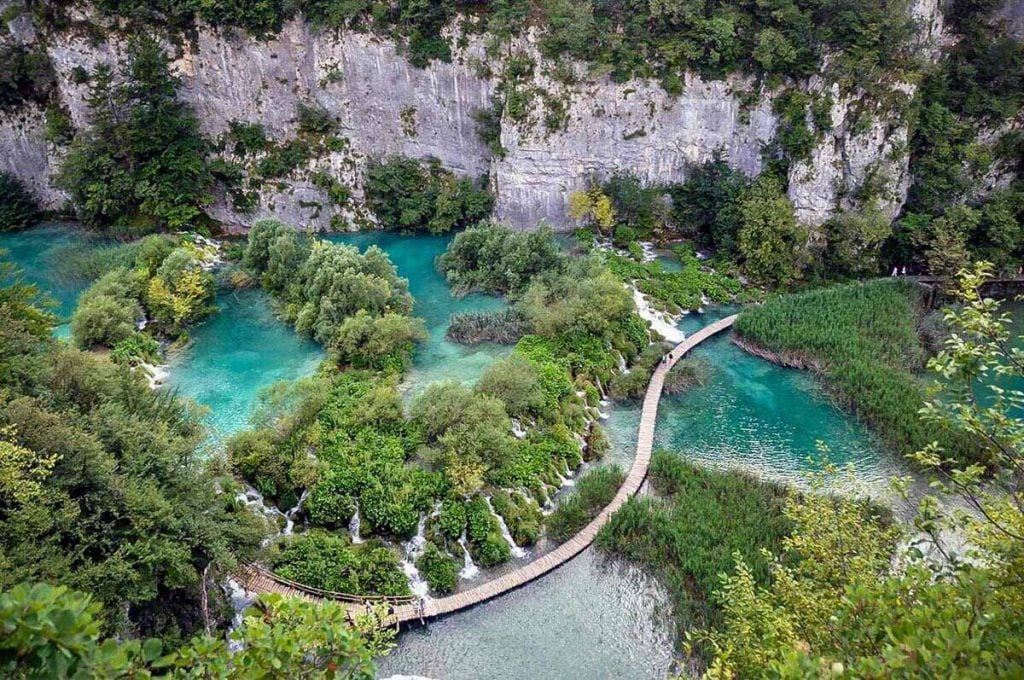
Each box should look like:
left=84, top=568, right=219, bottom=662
left=56, top=38, right=212, bottom=235
left=331, top=310, right=427, bottom=371
left=821, top=205, right=892, bottom=278
left=0, top=173, right=40, bottom=232
left=737, top=175, right=807, bottom=287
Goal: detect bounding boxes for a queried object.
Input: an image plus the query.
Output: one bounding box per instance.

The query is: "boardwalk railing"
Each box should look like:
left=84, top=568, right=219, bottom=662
left=234, top=315, right=738, bottom=623
left=235, top=561, right=418, bottom=605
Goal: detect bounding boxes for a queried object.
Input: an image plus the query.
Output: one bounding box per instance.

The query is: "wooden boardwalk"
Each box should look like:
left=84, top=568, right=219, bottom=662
left=235, top=315, right=738, bottom=623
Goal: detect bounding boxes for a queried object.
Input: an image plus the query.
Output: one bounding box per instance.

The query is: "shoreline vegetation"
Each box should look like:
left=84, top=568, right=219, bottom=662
left=732, top=277, right=979, bottom=466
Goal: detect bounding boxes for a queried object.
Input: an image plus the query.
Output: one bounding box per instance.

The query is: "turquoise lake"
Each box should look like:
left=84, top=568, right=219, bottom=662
left=2, top=224, right=930, bottom=679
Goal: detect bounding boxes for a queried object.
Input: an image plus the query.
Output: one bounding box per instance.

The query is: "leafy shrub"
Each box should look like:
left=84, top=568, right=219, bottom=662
left=331, top=310, right=427, bottom=371
left=0, top=45, right=55, bottom=111
left=438, top=224, right=567, bottom=297
left=490, top=490, right=542, bottom=546
left=110, top=332, right=160, bottom=366
left=415, top=541, right=458, bottom=595
left=364, top=156, right=492, bottom=234
left=609, top=342, right=667, bottom=401
left=271, top=531, right=411, bottom=596
left=296, top=101, right=336, bottom=134
left=476, top=353, right=546, bottom=418
left=465, top=496, right=511, bottom=567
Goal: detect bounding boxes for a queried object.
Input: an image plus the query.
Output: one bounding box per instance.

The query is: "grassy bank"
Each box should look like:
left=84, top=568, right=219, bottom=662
left=597, top=452, right=791, bottom=637
left=733, top=278, right=978, bottom=464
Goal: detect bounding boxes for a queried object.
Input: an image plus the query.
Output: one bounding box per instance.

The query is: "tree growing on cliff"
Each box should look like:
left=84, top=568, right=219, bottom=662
left=0, top=173, right=40, bottom=232
left=736, top=175, right=808, bottom=287
left=57, top=37, right=213, bottom=236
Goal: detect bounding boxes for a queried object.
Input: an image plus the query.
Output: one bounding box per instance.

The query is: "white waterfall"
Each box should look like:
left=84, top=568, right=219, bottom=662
left=281, top=489, right=308, bottom=537
left=138, top=361, right=169, bottom=390
left=399, top=513, right=430, bottom=598
left=511, top=418, right=528, bottom=439
left=485, top=497, right=528, bottom=559
left=457, top=530, right=479, bottom=579
left=222, top=577, right=257, bottom=651
left=348, top=505, right=364, bottom=544
left=617, top=351, right=628, bottom=373
left=236, top=485, right=290, bottom=547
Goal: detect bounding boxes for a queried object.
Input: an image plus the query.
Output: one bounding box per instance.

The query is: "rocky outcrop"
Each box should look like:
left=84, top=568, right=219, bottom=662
left=0, top=8, right=931, bottom=231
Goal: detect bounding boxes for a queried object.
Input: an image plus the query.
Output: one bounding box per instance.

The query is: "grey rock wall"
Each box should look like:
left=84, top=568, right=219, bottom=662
left=0, top=10, right=927, bottom=231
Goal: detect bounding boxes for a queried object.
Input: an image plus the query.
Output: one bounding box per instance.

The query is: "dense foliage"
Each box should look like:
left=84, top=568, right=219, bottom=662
left=0, top=43, right=55, bottom=111
left=87, top=0, right=916, bottom=88
left=0, top=255, right=265, bottom=642
left=0, top=173, right=40, bottom=232
left=271, top=531, right=410, bottom=596
left=606, top=245, right=741, bottom=315
left=438, top=224, right=567, bottom=297
left=242, top=220, right=423, bottom=368
left=70, top=234, right=216, bottom=348
left=734, top=278, right=977, bottom=464
left=895, top=2, right=1024, bottom=275
left=599, top=451, right=791, bottom=637
left=0, top=583, right=388, bottom=678
left=363, top=156, right=492, bottom=234
left=56, top=38, right=214, bottom=236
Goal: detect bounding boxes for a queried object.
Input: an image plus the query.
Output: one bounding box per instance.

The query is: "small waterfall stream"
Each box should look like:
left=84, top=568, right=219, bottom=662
left=348, top=505, right=364, bottom=544
left=485, top=497, right=528, bottom=559
left=400, top=513, right=431, bottom=598
left=281, top=489, right=308, bottom=536
left=222, top=578, right=257, bottom=651
left=235, top=485, right=290, bottom=547
left=457, top=530, right=479, bottom=579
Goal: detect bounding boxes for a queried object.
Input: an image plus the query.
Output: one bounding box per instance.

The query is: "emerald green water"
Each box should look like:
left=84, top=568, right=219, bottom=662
left=0, top=223, right=105, bottom=337
left=163, top=289, right=325, bottom=445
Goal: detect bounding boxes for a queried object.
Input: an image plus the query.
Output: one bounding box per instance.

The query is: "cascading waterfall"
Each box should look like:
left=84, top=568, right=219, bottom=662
left=400, top=513, right=431, bottom=598
left=348, top=505, right=364, bottom=544
left=485, top=497, right=528, bottom=559
left=617, top=351, right=628, bottom=374
left=511, top=418, right=528, bottom=439
left=281, top=489, right=308, bottom=537
left=457, top=529, right=479, bottom=579
left=235, top=485, right=290, bottom=547
left=221, top=578, right=257, bottom=651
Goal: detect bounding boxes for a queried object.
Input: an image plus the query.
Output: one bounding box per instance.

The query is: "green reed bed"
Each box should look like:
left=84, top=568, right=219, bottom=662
left=545, top=466, right=625, bottom=543
left=733, top=278, right=977, bottom=464
left=597, top=451, right=791, bottom=636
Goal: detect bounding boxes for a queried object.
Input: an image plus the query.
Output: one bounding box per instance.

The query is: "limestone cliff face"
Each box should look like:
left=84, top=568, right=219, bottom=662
left=0, top=9, right=928, bottom=231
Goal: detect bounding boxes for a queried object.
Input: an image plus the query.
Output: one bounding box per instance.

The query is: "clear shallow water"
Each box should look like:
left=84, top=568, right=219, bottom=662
left=376, top=548, right=677, bottom=680
left=163, top=288, right=325, bottom=445
left=667, top=307, right=904, bottom=497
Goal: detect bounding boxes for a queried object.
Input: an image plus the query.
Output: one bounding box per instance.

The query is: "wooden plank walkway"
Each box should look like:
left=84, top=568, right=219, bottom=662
left=235, top=315, right=738, bottom=623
